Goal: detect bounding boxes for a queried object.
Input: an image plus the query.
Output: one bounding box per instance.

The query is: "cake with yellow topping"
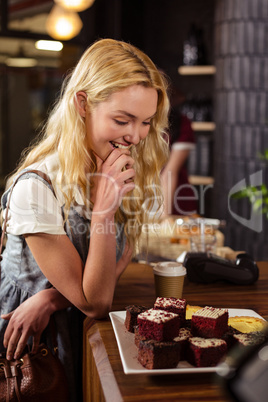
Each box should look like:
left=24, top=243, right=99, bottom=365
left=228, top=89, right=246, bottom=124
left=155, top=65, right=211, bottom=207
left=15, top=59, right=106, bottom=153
left=186, top=304, right=202, bottom=320
left=228, top=316, right=268, bottom=333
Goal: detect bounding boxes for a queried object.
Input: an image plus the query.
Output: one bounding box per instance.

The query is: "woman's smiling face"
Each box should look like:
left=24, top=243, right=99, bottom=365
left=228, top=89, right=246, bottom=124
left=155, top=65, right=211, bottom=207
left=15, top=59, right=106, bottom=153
left=84, top=85, right=158, bottom=161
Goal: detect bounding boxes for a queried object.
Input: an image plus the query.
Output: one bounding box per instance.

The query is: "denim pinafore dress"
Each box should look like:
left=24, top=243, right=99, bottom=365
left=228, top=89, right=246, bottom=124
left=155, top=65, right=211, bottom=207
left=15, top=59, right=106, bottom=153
left=0, top=171, right=126, bottom=402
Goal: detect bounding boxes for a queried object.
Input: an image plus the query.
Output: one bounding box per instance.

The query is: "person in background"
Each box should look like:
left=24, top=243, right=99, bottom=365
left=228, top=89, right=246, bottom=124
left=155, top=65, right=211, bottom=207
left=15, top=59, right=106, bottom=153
left=161, top=87, right=198, bottom=217
left=0, top=38, right=169, bottom=401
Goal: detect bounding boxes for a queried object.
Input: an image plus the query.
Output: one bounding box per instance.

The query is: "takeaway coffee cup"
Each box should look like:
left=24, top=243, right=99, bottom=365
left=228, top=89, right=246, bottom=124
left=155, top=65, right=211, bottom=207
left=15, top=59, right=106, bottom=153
left=153, top=261, right=186, bottom=299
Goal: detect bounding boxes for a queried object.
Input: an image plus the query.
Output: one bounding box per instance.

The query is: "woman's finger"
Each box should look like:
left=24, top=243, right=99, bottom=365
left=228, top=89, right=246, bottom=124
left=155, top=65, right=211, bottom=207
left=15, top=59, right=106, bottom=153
left=6, top=331, right=21, bottom=360
left=1, top=311, right=14, bottom=320
left=104, top=149, right=133, bottom=171
left=120, top=168, right=135, bottom=184
left=31, top=334, right=41, bottom=354
left=3, top=322, right=14, bottom=348
left=13, top=334, right=29, bottom=360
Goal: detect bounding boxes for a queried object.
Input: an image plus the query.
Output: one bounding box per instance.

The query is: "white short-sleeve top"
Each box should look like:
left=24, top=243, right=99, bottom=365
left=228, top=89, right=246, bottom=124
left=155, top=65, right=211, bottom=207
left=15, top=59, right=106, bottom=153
left=3, top=153, right=90, bottom=236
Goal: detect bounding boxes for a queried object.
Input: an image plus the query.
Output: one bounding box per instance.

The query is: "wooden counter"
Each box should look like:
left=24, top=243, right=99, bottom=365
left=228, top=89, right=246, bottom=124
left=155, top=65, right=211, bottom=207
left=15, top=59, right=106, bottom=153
left=83, top=261, right=268, bottom=401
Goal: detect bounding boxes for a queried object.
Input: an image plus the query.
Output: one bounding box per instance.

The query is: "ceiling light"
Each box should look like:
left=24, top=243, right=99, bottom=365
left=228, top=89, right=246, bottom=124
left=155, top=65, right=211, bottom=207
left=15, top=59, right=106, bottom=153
left=46, top=5, right=83, bottom=40
left=5, top=46, right=37, bottom=68
left=5, top=57, right=37, bottom=68
left=35, top=40, right=63, bottom=51
left=55, top=0, right=95, bottom=12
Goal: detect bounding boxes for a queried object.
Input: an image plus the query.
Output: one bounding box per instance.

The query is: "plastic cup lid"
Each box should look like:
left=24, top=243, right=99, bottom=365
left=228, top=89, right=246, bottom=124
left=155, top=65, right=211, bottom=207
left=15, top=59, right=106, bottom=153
left=153, top=261, right=186, bottom=277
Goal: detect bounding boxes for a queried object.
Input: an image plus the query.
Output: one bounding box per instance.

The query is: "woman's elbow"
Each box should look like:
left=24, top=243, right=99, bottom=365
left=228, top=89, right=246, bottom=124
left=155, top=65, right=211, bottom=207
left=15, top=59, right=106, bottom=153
left=81, top=299, right=112, bottom=319
left=92, top=301, right=112, bottom=319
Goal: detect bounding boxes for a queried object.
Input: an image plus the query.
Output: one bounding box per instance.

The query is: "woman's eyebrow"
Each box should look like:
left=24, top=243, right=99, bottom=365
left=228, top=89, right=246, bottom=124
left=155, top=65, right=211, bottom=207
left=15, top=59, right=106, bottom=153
left=115, top=110, right=156, bottom=119
left=115, top=110, right=136, bottom=119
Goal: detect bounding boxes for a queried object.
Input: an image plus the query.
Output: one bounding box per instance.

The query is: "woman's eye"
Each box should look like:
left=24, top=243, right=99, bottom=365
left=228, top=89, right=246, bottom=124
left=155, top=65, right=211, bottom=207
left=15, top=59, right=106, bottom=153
left=114, top=119, right=127, bottom=126
left=143, top=121, right=151, bottom=126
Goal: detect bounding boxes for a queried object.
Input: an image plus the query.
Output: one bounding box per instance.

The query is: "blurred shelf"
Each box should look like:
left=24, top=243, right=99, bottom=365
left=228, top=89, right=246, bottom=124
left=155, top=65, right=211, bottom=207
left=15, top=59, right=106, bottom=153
left=191, top=121, right=216, bottom=131
left=189, top=175, right=214, bottom=185
left=178, top=65, right=216, bottom=75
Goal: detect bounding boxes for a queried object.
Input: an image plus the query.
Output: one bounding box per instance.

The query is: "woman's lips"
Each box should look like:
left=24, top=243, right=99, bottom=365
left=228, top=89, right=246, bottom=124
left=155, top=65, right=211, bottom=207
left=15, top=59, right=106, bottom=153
left=109, top=141, right=131, bottom=150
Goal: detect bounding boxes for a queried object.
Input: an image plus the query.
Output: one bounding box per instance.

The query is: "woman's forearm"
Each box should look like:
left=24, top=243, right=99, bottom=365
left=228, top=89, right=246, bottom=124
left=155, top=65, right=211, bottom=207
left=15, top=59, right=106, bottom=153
left=43, top=287, right=72, bottom=314
left=1, top=287, right=72, bottom=360
left=24, top=216, right=129, bottom=319
left=82, top=213, right=117, bottom=316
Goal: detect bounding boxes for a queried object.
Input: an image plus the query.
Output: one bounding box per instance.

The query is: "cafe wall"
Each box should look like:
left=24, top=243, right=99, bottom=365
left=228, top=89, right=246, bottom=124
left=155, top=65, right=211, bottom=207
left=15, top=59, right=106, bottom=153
left=0, top=67, right=63, bottom=178
left=213, top=0, right=268, bottom=260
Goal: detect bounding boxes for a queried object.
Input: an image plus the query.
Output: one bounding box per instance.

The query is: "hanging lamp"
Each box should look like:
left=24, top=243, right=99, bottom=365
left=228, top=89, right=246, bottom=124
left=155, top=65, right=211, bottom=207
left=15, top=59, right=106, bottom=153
left=54, top=0, right=95, bottom=12
left=46, top=5, right=83, bottom=40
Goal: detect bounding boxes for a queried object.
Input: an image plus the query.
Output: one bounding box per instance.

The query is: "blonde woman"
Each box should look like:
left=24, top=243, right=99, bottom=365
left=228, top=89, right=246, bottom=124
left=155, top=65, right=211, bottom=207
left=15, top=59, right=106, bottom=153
left=0, top=38, right=169, bottom=400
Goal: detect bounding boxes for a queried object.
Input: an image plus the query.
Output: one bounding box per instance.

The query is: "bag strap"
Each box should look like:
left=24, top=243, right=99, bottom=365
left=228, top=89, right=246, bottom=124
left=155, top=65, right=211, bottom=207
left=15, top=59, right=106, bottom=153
left=0, top=170, right=59, bottom=353
left=0, top=169, right=54, bottom=263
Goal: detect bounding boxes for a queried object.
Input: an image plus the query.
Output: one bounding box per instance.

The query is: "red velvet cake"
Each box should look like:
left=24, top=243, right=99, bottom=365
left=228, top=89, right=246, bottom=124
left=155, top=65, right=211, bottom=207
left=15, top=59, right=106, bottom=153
left=187, top=337, right=227, bottom=367
left=137, top=309, right=181, bottom=341
left=137, top=339, right=181, bottom=369
left=222, top=326, right=242, bottom=350
left=134, top=325, right=147, bottom=347
left=124, top=305, right=148, bottom=333
left=233, top=331, right=267, bottom=347
left=154, top=297, right=186, bottom=325
left=173, top=327, right=192, bottom=360
left=191, top=306, right=228, bottom=338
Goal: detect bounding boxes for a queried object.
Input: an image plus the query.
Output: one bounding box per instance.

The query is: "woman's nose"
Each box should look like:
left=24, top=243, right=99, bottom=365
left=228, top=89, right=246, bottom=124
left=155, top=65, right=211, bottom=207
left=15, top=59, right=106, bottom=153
left=125, top=126, right=141, bottom=145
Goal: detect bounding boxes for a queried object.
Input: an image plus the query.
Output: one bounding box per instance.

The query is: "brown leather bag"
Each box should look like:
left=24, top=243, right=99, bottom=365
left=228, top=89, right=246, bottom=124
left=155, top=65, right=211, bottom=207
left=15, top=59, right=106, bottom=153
left=0, top=170, right=69, bottom=402
left=0, top=344, right=69, bottom=402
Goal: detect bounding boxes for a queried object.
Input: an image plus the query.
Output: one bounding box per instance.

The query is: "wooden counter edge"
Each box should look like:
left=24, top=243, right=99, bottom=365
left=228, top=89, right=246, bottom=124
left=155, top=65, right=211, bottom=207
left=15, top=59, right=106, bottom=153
left=83, top=318, right=123, bottom=402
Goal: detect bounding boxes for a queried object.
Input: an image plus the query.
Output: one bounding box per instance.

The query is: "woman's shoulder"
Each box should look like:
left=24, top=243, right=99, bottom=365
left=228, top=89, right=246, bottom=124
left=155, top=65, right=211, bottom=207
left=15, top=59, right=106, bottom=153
left=3, top=163, right=65, bottom=236
left=1, top=153, right=61, bottom=208
left=12, top=153, right=61, bottom=199
left=23, top=152, right=60, bottom=178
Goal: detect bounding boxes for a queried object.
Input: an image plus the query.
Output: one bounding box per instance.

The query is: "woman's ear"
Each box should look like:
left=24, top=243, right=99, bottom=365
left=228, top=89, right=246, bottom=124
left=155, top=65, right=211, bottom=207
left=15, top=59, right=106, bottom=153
left=75, top=91, right=87, bottom=117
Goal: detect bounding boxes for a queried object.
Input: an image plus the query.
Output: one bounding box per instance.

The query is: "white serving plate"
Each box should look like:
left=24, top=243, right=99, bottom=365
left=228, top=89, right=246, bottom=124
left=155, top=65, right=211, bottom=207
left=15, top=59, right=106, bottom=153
left=109, top=309, right=265, bottom=375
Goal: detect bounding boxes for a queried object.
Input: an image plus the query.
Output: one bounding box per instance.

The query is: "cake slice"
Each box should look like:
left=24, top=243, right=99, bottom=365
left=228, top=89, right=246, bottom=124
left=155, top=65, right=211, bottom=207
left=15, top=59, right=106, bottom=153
left=154, top=297, right=186, bottom=325
left=222, top=326, right=242, bottom=350
left=124, top=305, right=148, bottom=333
left=134, top=325, right=147, bottom=347
left=191, top=306, right=228, bottom=338
left=138, top=339, right=180, bottom=369
left=228, top=316, right=268, bottom=333
left=137, top=308, right=181, bottom=341
left=233, top=331, right=267, bottom=347
left=173, top=327, right=192, bottom=360
left=187, top=337, right=227, bottom=367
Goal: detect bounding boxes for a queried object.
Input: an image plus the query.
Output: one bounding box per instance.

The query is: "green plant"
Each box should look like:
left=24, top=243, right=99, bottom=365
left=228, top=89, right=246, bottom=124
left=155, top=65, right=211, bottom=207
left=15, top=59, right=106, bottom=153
left=231, top=150, right=268, bottom=219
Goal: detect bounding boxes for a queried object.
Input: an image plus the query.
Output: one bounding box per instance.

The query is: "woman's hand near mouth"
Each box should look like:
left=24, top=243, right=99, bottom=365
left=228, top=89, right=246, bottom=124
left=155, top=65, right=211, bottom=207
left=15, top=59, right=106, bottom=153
left=91, top=147, right=135, bottom=216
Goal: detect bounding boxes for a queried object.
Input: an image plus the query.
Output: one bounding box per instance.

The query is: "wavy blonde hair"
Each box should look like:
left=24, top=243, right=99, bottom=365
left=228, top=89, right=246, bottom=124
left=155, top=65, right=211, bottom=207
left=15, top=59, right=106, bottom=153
left=9, top=38, right=170, bottom=248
